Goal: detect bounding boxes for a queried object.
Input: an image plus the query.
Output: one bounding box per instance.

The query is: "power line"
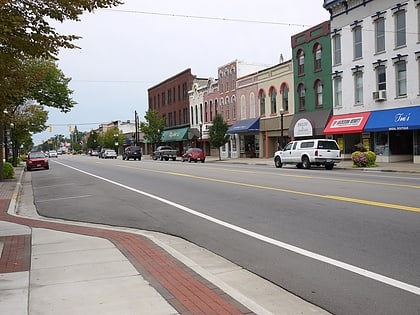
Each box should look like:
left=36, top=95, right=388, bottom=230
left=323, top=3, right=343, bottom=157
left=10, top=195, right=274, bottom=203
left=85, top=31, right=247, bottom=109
left=104, top=8, right=311, bottom=28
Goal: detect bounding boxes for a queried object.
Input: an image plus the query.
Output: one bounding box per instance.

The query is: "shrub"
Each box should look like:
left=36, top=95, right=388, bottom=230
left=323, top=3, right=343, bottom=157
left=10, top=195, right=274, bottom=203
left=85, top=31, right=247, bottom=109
left=3, top=162, right=14, bottom=179
left=351, top=150, right=376, bottom=168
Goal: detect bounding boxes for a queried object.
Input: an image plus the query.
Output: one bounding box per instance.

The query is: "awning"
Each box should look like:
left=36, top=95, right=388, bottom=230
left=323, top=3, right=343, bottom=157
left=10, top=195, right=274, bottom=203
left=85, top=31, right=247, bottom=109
left=364, top=106, right=420, bottom=132
left=324, top=112, right=370, bottom=134
left=161, top=127, right=189, bottom=142
left=227, top=117, right=259, bottom=134
left=289, top=109, right=331, bottom=137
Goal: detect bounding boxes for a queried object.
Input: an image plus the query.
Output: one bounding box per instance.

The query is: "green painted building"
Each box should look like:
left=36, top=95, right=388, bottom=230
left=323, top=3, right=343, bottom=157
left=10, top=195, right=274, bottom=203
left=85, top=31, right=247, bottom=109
left=289, top=20, right=333, bottom=139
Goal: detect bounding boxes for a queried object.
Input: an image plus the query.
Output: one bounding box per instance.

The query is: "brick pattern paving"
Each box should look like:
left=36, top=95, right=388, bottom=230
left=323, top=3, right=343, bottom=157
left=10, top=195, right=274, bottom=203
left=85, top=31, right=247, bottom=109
left=0, top=235, right=31, bottom=273
left=0, top=177, right=254, bottom=315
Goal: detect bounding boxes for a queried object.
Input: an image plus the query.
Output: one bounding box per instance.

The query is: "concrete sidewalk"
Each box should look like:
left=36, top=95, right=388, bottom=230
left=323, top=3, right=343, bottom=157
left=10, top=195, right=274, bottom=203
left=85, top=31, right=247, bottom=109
left=1, top=166, right=330, bottom=315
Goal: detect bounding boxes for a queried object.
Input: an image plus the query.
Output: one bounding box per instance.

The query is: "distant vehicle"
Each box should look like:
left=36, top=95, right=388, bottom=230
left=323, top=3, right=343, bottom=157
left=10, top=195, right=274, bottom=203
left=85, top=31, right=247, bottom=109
left=90, top=149, right=99, bottom=156
left=98, top=148, right=112, bottom=158
left=102, top=149, right=117, bottom=159
left=122, top=146, right=142, bottom=160
left=274, top=139, right=341, bottom=170
left=26, top=151, right=49, bottom=171
left=48, top=150, right=58, bottom=158
left=182, top=148, right=205, bottom=163
left=152, top=146, right=177, bottom=161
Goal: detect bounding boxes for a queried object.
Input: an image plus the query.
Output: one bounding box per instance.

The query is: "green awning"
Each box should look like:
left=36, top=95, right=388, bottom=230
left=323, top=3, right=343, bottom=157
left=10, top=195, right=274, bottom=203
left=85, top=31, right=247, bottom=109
left=161, top=127, right=190, bottom=142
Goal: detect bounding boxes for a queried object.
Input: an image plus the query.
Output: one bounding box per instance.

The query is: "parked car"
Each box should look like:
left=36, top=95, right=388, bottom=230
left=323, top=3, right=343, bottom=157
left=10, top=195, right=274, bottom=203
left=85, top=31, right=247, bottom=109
left=26, top=151, right=49, bottom=171
left=48, top=150, right=58, bottom=158
left=274, top=139, right=341, bottom=170
left=102, top=149, right=117, bottom=159
left=98, top=148, right=111, bottom=158
left=89, top=149, right=99, bottom=156
left=152, top=146, right=177, bottom=161
left=182, top=148, right=205, bottom=163
left=122, top=146, right=142, bottom=160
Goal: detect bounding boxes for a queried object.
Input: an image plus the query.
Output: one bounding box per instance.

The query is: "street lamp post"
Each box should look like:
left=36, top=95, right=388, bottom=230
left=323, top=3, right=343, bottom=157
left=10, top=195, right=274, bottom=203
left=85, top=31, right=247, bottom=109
left=279, top=108, right=285, bottom=150
left=114, top=133, right=119, bottom=155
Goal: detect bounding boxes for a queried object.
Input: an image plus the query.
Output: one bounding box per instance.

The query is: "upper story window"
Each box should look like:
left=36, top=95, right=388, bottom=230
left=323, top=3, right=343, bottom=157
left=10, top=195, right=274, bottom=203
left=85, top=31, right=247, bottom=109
left=333, top=76, right=342, bottom=108
left=394, top=9, right=406, bottom=48
left=214, top=99, right=218, bottom=115
left=333, top=34, right=341, bottom=65
left=354, top=71, right=363, bottom=104
left=259, top=90, right=266, bottom=116
left=231, top=95, right=236, bottom=119
left=281, top=84, right=289, bottom=112
left=298, top=84, right=306, bottom=111
left=314, top=43, right=322, bottom=71
left=395, top=61, right=407, bottom=97
left=314, top=80, right=323, bottom=107
left=269, top=87, right=277, bottom=114
left=376, top=65, right=387, bottom=91
left=374, top=17, right=385, bottom=53
left=353, top=26, right=363, bottom=59
left=297, top=50, right=305, bottom=75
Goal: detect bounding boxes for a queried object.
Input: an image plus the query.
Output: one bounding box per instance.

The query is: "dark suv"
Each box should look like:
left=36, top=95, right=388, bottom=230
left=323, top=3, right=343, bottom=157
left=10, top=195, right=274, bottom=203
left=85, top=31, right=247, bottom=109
left=122, top=146, right=142, bottom=160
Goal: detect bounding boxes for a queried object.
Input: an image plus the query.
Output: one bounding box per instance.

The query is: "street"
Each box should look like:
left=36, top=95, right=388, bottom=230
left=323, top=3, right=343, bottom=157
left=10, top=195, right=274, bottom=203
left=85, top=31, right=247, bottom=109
left=29, top=155, right=420, bottom=315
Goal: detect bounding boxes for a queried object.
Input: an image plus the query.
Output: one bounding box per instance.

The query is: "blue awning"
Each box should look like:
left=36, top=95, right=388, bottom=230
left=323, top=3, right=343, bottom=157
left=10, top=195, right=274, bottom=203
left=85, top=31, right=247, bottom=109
left=364, top=106, right=420, bottom=132
left=227, top=118, right=260, bottom=134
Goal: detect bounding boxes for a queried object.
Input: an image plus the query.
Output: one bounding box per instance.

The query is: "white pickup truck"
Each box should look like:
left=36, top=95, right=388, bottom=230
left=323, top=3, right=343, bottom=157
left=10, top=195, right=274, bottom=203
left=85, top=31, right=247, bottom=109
left=274, top=139, right=341, bottom=170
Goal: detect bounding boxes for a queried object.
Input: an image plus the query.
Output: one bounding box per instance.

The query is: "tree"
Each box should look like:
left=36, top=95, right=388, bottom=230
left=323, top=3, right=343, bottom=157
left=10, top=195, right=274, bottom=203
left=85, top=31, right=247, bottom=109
left=208, top=114, right=230, bottom=161
left=140, top=110, right=166, bottom=151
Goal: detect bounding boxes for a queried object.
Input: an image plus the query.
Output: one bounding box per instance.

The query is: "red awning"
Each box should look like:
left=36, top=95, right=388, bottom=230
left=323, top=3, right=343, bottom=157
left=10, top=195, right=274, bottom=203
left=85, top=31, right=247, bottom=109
left=323, top=112, right=370, bottom=134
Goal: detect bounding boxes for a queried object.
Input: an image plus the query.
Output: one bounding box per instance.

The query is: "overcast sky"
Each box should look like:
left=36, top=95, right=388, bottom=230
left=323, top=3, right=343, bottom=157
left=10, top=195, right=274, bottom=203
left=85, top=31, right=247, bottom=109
left=33, top=0, right=330, bottom=145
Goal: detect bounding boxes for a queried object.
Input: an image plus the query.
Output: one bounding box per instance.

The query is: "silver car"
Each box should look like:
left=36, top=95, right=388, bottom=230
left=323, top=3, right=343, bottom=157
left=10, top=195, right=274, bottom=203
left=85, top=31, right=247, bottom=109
left=103, top=149, right=117, bottom=159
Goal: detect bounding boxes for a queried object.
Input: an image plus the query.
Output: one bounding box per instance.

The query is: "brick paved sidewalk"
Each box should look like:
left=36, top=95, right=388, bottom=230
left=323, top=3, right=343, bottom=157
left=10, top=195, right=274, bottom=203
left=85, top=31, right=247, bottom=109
left=0, top=172, right=254, bottom=315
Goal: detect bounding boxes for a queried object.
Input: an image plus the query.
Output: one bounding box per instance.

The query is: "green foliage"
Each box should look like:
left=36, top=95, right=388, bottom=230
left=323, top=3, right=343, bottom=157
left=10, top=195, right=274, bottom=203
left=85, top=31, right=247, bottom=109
left=208, top=114, right=230, bottom=160
left=351, top=150, right=377, bottom=168
left=140, top=110, right=166, bottom=146
left=100, top=127, right=123, bottom=149
left=3, top=162, right=14, bottom=179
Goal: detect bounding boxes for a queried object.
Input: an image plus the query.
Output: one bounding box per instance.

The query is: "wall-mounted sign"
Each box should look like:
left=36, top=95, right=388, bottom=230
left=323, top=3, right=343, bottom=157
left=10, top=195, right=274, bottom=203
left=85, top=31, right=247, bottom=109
left=294, top=118, right=313, bottom=137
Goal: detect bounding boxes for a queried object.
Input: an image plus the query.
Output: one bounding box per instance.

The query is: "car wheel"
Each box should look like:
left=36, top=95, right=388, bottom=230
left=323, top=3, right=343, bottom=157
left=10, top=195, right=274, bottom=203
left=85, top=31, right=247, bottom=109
left=325, top=163, right=334, bottom=170
left=201, top=160, right=205, bottom=163
left=160, top=156, right=164, bottom=161
left=274, top=156, right=282, bottom=168
left=172, top=157, right=176, bottom=161
left=188, top=157, right=192, bottom=163
left=194, top=160, right=198, bottom=163
left=296, top=163, right=303, bottom=169
left=302, top=156, right=311, bottom=169
left=165, top=157, right=169, bottom=161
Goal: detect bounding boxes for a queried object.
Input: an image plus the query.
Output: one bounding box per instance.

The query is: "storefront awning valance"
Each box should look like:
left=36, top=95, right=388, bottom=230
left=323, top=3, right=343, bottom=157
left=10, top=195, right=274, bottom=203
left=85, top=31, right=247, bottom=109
left=227, top=117, right=259, bottom=134
left=364, top=106, right=420, bottom=132
left=324, top=112, right=370, bottom=134
left=161, top=127, right=189, bottom=142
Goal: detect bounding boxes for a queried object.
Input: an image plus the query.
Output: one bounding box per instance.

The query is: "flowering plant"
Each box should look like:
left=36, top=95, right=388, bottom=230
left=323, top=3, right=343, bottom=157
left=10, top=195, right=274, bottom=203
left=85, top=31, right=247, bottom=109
left=351, top=150, right=377, bottom=168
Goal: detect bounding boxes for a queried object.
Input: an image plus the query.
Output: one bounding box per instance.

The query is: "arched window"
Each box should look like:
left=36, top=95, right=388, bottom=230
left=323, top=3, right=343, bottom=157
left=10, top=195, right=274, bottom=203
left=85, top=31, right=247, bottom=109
left=269, top=87, right=277, bottom=114
left=297, top=49, right=305, bottom=75
left=314, top=80, right=323, bottom=107
left=298, top=84, right=306, bottom=111
left=240, top=95, right=246, bottom=119
left=281, top=83, right=289, bottom=112
left=204, top=102, right=208, bottom=122
left=259, top=90, right=266, bottom=116
left=225, top=97, right=230, bottom=120
left=250, top=92, right=256, bottom=117
left=314, top=43, right=322, bottom=71
left=231, top=95, right=236, bottom=119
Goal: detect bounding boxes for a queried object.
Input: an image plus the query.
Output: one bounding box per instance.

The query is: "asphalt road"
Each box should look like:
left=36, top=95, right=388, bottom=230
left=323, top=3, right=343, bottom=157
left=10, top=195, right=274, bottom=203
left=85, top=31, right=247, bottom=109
left=30, top=155, right=420, bottom=315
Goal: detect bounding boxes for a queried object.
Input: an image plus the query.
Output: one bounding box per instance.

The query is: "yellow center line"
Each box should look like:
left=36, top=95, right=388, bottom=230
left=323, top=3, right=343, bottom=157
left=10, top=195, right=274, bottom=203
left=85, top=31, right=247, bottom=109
left=117, top=164, right=420, bottom=213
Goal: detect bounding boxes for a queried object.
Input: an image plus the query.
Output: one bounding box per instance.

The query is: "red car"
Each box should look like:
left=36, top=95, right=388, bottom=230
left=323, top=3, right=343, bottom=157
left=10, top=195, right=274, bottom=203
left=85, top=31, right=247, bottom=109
left=26, top=151, right=49, bottom=171
left=182, top=148, right=205, bottom=163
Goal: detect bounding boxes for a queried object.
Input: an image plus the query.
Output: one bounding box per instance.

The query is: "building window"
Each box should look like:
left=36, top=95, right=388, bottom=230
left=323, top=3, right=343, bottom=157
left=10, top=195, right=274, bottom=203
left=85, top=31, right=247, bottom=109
left=353, top=26, right=362, bottom=59
left=162, top=92, right=166, bottom=105
left=334, top=76, right=342, bottom=107
left=173, top=111, right=176, bottom=125
left=250, top=92, right=256, bottom=117
left=232, top=95, right=236, bottom=119
left=220, top=98, right=224, bottom=120
left=204, top=102, right=208, bottom=122
left=375, top=17, right=385, bottom=53
left=297, top=50, right=305, bottom=75
left=333, top=34, right=341, bottom=65
left=168, top=89, right=172, bottom=104
left=269, top=87, right=277, bottom=114
left=199, top=103, right=203, bottom=123
left=259, top=90, right=266, bottom=116
left=281, top=84, right=289, bottom=112
left=314, top=43, right=322, bottom=71
left=214, top=99, right=218, bottom=115
left=315, top=80, right=323, bottom=107
left=376, top=65, right=387, bottom=91
left=396, top=61, right=407, bottom=97
left=354, top=71, right=363, bottom=104
left=395, top=10, right=406, bottom=48
left=182, top=83, right=188, bottom=100
left=209, top=101, right=213, bottom=121
left=225, top=97, right=230, bottom=120
left=298, top=84, right=306, bottom=111
left=240, top=95, right=246, bottom=119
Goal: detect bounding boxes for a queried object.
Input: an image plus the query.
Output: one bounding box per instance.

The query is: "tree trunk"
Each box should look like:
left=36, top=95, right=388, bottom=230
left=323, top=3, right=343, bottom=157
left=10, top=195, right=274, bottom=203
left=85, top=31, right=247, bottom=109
left=218, top=148, right=221, bottom=161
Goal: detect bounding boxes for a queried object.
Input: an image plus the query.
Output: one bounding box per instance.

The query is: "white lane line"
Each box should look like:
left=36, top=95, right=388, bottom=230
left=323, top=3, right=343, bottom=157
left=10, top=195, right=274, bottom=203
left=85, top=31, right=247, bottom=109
left=36, top=195, right=92, bottom=203
left=55, top=161, right=420, bottom=296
